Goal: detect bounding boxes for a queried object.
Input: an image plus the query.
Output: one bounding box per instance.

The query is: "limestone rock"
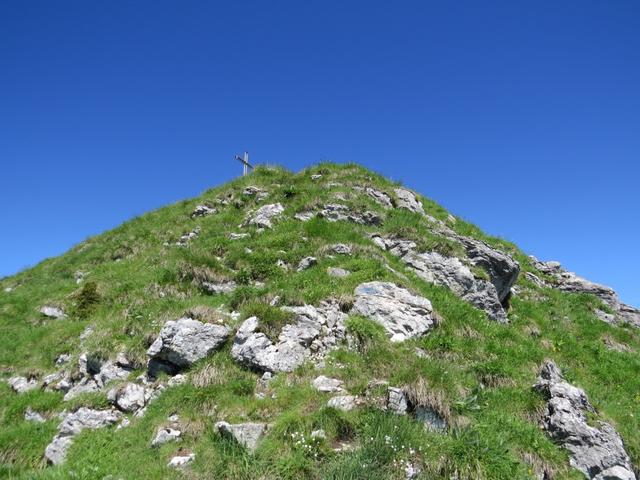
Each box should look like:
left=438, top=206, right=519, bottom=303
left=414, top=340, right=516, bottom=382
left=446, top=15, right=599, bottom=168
left=147, top=318, right=230, bottom=375
left=394, top=188, right=424, bottom=214
left=327, top=395, right=358, bottom=411
left=167, top=453, right=195, bottom=468
left=387, top=387, right=408, bottom=415
left=294, top=211, right=315, bottom=222
left=534, top=361, right=636, bottom=480
left=351, top=282, right=435, bottom=342
left=108, top=383, right=153, bottom=413
left=312, top=375, right=345, bottom=393
left=215, top=421, right=269, bottom=452
left=24, top=408, right=45, bottom=423
left=8, top=376, right=38, bottom=394
left=229, top=232, right=250, bottom=240
left=201, top=281, right=237, bottom=294
left=297, top=256, right=317, bottom=272
left=176, top=227, right=200, bottom=246
left=319, top=204, right=382, bottom=226
left=246, top=203, right=284, bottom=228
left=327, top=267, right=350, bottom=278
left=191, top=205, right=216, bottom=218
left=365, top=187, right=393, bottom=208
left=152, top=427, right=181, bottom=446
left=332, top=243, right=352, bottom=255
left=45, top=408, right=120, bottom=465
left=39, top=305, right=66, bottom=319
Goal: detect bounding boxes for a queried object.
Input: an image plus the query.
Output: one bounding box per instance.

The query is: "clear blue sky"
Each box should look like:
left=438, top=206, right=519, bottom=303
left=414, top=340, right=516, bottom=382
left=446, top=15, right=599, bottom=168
left=1, top=1, right=638, bottom=306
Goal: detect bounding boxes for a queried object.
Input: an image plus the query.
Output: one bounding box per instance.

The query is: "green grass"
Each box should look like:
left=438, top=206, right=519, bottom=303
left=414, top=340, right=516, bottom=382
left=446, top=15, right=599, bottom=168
left=0, top=162, right=637, bottom=479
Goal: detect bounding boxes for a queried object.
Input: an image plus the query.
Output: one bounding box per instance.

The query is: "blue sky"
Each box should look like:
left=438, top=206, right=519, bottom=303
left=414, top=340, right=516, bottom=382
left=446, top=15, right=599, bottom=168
left=1, top=1, right=638, bottom=306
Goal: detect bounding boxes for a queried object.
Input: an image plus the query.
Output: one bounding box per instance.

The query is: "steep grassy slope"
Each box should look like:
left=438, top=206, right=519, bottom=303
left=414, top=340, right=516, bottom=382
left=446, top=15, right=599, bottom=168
left=1, top=163, right=639, bottom=479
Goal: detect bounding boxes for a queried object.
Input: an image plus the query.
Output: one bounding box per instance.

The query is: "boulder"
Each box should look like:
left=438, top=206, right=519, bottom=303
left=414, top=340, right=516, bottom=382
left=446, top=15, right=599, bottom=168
left=365, top=187, right=393, bottom=208
left=534, top=361, right=636, bottom=480
left=294, top=211, right=315, bottom=222
left=147, top=318, right=230, bottom=375
left=167, top=453, right=195, bottom=468
left=215, top=421, right=269, bottom=452
left=24, top=408, right=45, bottom=423
left=246, top=203, right=284, bottom=228
left=191, top=205, right=216, bottom=218
left=387, top=387, right=409, bottom=415
left=332, top=244, right=352, bottom=255
left=394, top=188, right=424, bottom=214
left=8, top=376, right=38, bottom=394
left=152, top=427, right=181, bottom=446
left=45, top=408, right=120, bottom=465
left=312, top=375, right=345, bottom=393
left=327, top=267, right=350, bottom=278
left=297, top=256, right=317, bottom=272
left=351, top=282, right=435, bottom=342
left=39, top=306, right=66, bottom=319
left=108, top=383, right=153, bottom=413
left=327, top=395, right=358, bottom=411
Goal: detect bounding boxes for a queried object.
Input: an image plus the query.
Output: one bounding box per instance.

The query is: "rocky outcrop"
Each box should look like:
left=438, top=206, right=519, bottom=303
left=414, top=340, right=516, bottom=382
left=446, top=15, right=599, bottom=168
left=394, top=188, right=424, bottom=214
left=374, top=236, right=513, bottom=322
left=246, top=203, right=284, bottom=228
left=62, top=354, right=133, bottom=400
left=215, top=421, right=269, bottom=452
left=351, top=282, right=435, bottom=342
left=191, top=205, right=216, bottom=218
left=45, top=408, right=121, bottom=465
left=8, top=376, right=38, bottom=394
left=231, top=303, right=347, bottom=373
left=534, top=361, right=636, bottom=480
left=318, top=203, right=382, bottom=226
left=39, top=305, right=66, bottom=319
left=107, top=383, right=154, bottom=413
left=147, top=318, right=230, bottom=375
left=365, top=187, right=393, bottom=208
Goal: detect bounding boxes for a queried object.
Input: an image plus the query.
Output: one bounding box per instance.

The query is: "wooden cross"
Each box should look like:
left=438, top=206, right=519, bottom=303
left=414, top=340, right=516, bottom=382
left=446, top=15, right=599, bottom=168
left=234, top=151, right=253, bottom=176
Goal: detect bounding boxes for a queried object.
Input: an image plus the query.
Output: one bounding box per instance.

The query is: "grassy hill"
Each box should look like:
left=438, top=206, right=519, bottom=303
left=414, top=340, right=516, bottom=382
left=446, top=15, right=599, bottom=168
left=1, top=163, right=639, bottom=479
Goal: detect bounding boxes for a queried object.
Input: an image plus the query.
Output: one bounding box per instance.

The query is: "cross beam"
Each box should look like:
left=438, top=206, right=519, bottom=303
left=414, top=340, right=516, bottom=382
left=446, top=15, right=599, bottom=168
left=234, top=151, right=253, bottom=176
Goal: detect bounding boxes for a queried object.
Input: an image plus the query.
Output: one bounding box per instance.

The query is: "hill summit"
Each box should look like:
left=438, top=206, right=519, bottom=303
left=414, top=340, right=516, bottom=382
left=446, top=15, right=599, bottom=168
left=1, top=163, right=639, bottom=479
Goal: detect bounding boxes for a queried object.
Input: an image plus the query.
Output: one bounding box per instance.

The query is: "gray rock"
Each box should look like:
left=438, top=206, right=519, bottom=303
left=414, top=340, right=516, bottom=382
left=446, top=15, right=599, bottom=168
left=327, top=267, right=350, bottom=278
left=332, top=243, right=352, bottom=255
left=229, top=232, right=250, bottom=240
left=167, top=453, right=195, bottom=468
left=311, top=174, right=323, bottom=180
left=294, top=211, right=315, bottom=222
left=215, top=421, right=269, bottom=452
left=24, top=408, right=45, bottom=423
left=39, top=305, right=66, bottom=319
left=55, top=353, right=71, bottom=365
left=191, top=205, right=216, bottom=218
left=319, top=204, right=382, bottom=226
left=327, top=395, right=358, bottom=411
left=365, top=187, right=393, bottom=208
left=297, top=256, right=317, bottom=272
left=312, top=375, right=345, bottom=393
left=242, top=185, right=263, bottom=196
left=8, top=376, right=38, bottom=394
left=351, top=282, right=435, bottom=342
left=152, top=427, right=181, bottom=446
left=201, top=281, right=237, bottom=294
left=534, top=361, right=636, bottom=480
left=45, top=408, right=120, bottom=465
left=394, top=188, right=424, bottom=214
left=63, top=378, right=100, bottom=401
left=176, top=226, right=200, bottom=246
left=246, top=203, right=284, bottom=228
left=387, top=387, right=409, bottom=415
left=311, top=429, right=326, bottom=440
left=108, top=383, right=153, bottom=413
left=147, top=318, right=230, bottom=374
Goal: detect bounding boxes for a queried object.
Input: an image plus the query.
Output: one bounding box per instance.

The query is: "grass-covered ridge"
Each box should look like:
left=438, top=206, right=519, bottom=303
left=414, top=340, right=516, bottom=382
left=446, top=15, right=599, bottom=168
left=1, top=163, right=638, bottom=479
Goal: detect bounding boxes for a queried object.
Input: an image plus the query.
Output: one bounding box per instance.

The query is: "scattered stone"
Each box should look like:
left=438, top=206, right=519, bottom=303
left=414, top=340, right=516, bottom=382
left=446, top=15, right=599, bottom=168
left=332, top=244, right=352, bottom=255
left=534, top=361, right=636, bottom=480
left=45, top=408, right=120, bottom=465
left=327, top=395, right=358, bottom=411
left=191, top=205, right=216, bottom=218
left=246, top=203, right=284, bottom=228
left=394, top=188, right=424, bottom=214
left=167, top=452, right=195, bottom=468
left=242, top=186, right=263, bottom=196
left=201, top=281, right=237, bottom=295
left=39, top=306, right=66, bottom=319
left=297, top=256, right=317, bottom=272
left=176, top=227, right=200, bottom=246
left=152, top=427, right=181, bottom=446
left=147, top=318, right=230, bottom=375
left=311, top=174, right=323, bottom=180
left=352, top=282, right=435, bottom=342
left=365, top=187, right=393, bottom=208
left=108, top=383, right=153, bottom=413
left=294, top=211, right=315, bottom=222
left=319, top=204, right=382, bottom=226
left=312, top=375, right=345, bottom=393
left=24, top=408, right=45, bottom=423
left=229, top=232, right=250, bottom=240
left=327, top=267, right=350, bottom=278
left=215, top=421, right=269, bottom=452
left=8, top=376, right=38, bottom=394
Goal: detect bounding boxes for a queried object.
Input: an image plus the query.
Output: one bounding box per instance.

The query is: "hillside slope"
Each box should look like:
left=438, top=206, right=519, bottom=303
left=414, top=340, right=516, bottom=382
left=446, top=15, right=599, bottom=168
left=1, top=163, right=639, bottom=480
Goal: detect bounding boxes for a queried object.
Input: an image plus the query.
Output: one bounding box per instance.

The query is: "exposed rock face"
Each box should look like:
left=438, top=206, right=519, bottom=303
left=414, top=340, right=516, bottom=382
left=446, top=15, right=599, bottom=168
left=351, top=282, right=435, bottom=342
left=312, top=375, right=345, bottom=393
left=231, top=303, right=348, bottom=373
left=365, top=187, right=393, bottom=208
left=374, top=236, right=511, bottom=322
left=531, top=258, right=640, bottom=328
left=147, top=318, right=230, bottom=375
left=534, top=361, right=636, bottom=480
left=246, top=203, right=284, bottom=228
left=45, top=408, right=120, bottom=465
left=394, top=188, right=424, bottom=214
left=215, top=421, right=269, bottom=452
left=319, top=203, right=382, bottom=226
left=39, top=305, right=66, bottom=319
left=152, top=428, right=181, bottom=446
left=8, top=376, right=38, bottom=394
left=191, top=205, right=216, bottom=218
left=62, top=353, right=133, bottom=400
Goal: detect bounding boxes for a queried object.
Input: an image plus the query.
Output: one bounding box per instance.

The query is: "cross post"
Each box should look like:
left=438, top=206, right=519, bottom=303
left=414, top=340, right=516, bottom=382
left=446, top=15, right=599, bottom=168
left=234, top=151, right=253, bottom=176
